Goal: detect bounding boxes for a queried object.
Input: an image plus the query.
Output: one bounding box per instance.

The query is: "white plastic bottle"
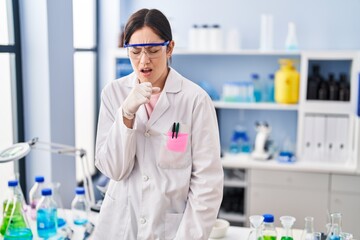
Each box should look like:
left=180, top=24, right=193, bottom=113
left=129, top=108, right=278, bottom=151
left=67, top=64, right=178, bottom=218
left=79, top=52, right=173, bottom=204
left=285, top=22, right=299, bottom=51
left=71, top=187, right=89, bottom=225
left=29, top=176, right=45, bottom=220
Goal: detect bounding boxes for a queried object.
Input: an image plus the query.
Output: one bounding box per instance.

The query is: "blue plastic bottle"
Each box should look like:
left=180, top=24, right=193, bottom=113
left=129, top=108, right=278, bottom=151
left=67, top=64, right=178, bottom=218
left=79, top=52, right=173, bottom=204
left=252, top=73, right=262, bottom=102
left=266, top=74, right=275, bottom=102
left=36, top=188, right=58, bottom=238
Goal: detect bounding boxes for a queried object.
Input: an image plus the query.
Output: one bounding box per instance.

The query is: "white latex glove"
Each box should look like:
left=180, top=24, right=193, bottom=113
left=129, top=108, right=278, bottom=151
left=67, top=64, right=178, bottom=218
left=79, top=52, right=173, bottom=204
left=122, top=82, right=161, bottom=119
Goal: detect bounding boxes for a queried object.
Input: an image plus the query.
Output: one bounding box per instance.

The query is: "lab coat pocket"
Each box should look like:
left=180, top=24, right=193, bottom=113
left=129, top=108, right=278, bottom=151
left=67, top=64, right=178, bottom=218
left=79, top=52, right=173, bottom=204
left=158, top=123, right=191, bottom=169
left=165, top=213, right=183, bottom=240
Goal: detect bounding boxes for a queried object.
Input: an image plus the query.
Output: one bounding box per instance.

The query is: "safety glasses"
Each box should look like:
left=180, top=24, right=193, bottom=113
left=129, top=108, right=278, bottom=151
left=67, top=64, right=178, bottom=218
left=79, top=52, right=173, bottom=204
left=124, top=41, right=170, bottom=60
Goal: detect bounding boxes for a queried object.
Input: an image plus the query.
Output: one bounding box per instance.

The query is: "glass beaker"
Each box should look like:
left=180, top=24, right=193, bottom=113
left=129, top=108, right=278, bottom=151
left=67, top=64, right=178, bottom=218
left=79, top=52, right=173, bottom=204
left=325, top=213, right=342, bottom=240
left=301, top=216, right=315, bottom=240
left=247, top=215, right=264, bottom=240
left=47, top=182, right=67, bottom=228
left=280, top=216, right=296, bottom=240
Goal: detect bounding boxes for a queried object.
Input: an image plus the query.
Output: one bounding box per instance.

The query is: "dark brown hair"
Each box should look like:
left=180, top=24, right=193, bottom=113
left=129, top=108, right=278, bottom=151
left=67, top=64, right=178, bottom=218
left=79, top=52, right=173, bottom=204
left=123, top=9, right=172, bottom=46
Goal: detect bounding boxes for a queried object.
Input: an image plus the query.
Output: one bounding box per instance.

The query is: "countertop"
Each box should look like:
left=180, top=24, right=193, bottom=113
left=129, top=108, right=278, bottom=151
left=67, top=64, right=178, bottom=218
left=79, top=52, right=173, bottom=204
left=222, top=152, right=359, bottom=175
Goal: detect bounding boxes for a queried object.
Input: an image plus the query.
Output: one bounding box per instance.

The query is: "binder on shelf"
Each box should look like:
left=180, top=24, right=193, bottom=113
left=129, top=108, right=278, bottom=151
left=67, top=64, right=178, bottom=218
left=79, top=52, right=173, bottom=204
left=313, top=115, right=326, bottom=162
left=325, top=116, right=337, bottom=163
left=335, top=116, right=349, bottom=163
left=302, top=114, right=315, bottom=161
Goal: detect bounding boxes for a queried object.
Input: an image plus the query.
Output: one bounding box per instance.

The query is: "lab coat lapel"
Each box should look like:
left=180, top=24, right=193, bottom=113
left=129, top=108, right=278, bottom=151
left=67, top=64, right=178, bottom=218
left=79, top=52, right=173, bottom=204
left=147, top=68, right=181, bottom=128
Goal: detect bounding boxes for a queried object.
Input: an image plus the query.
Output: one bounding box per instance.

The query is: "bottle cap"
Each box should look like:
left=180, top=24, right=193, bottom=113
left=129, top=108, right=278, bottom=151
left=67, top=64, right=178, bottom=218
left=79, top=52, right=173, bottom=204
left=35, top=176, right=45, bottom=183
left=75, top=187, right=85, bottom=195
left=263, top=214, right=274, bottom=223
left=41, top=188, right=52, bottom=196
left=8, top=180, right=18, bottom=187
left=251, top=73, right=259, bottom=79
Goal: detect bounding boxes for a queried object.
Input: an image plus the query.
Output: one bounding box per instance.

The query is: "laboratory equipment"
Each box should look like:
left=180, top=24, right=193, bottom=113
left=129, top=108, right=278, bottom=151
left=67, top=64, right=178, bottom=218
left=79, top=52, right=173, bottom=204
left=247, top=215, right=264, bottom=240
left=301, top=216, right=315, bottom=240
left=285, top=22, right=299, bottom=51
left=71, top=187, right=90, bottom=225
left=279, top=216, right=296, bottom=240
left=229, top=125, right=251, bottom=154
left=0, top=137, right=95, bottom=206
left=277, top=137, right=296, bottom=163
left=252, top=73, right=262, bottom=102
left=48, top=182, right=67, bottom=228
left=1, top=180, right=33, bottom=239
left=325, top=212, right=342, bottom=240
left=262, top=214, right=277, bottom=240
left=275, top=59, right=300, bottom=104
left=260, top=14, right=273, bottom=51
left=251, top=122, right=271, bottom=160
left=313, top=232, right=322, bottom=240
left=28, top=175, right=45, bottom=220
left=265, top=74, right=275, bottom=102
left=36, top=188, right=58, bottom=238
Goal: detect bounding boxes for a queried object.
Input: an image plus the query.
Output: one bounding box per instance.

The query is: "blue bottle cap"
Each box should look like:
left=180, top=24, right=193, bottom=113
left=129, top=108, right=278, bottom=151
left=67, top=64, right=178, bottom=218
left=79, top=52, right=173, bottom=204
left=263, top=214, right=275, bottom=223
left=251, top=73, right=259, bottom=79
left=8, top=180, right=18, bottom=187
left=41, top=188, right=52, bottom=196
left=75, top=187, right=85, bottom=195
left=35, top=176, right=45, bottom=183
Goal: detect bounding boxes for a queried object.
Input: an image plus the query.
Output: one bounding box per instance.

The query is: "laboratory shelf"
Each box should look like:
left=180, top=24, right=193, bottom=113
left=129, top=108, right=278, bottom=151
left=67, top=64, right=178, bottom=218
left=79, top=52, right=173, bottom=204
left=223, top=180, right=247, bottom=188
left=213, top=101, right=299, bottom=111
left=221, top=153, right=358, bottom=174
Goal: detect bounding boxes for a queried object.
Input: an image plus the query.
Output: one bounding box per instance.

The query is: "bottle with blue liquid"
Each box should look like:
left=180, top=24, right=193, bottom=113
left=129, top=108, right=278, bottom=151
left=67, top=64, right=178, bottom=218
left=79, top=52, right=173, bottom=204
left=71, top=187, right=89, bottom=225
left=229, top=125, right=251, bottom=154
left=36, top=188, right=58, bottom=238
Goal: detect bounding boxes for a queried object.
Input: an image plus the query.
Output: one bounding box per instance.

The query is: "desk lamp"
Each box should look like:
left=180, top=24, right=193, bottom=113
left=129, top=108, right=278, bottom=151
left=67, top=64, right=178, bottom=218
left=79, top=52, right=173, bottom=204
left=0, top=137, right=95, bottom=206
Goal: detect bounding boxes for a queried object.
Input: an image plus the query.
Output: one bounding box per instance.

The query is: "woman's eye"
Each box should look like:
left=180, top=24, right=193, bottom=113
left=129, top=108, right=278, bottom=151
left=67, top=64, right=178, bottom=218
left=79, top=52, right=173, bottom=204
left=131, top=50, right=141, bottom=55
left=149, top=48, right=159, bottom=54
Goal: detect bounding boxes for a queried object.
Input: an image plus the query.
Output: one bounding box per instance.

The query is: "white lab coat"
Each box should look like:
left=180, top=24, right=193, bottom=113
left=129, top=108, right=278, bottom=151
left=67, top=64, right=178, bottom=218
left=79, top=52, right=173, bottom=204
left=93, top=68, right=224, bottom=240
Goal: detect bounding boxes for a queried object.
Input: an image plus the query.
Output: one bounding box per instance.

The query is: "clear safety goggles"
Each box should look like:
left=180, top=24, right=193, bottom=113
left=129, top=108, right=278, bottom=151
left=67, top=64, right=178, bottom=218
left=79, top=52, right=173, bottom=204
left=124, top=41, right=170, bottom=60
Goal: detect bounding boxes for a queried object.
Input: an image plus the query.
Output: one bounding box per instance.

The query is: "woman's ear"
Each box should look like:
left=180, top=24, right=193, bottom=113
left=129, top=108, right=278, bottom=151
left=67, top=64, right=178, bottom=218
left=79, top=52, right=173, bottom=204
left=167, top=40, right=175, bottom=57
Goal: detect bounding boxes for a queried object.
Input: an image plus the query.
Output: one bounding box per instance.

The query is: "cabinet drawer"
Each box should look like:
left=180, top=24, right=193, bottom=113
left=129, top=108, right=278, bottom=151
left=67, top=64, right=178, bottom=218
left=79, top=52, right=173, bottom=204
left=331, top=174, right=360, bottom=193
left=249, top=169, right=329, bottom=190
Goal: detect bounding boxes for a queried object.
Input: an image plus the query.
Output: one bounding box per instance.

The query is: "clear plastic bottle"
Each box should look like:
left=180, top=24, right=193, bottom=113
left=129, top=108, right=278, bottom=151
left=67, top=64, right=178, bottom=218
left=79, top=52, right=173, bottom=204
left=285, top=22, right=299, bottom=51
left=280, top=216, right=296, bottom=240
left=262, top=214, right=277, bottom=240
left=0, top=180, right=33, bottom=239
left=71, top=187, right=89, bottom=225
left=36, top=188, right=58, bottom=238
left=29, top=176, right=45, bottom=220
left=301, top=216, right=315, bottom=240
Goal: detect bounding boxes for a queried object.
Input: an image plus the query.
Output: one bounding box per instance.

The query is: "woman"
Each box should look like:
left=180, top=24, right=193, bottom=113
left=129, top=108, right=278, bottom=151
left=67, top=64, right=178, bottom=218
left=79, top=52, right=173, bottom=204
left=94, top=8, right=223, bottom=240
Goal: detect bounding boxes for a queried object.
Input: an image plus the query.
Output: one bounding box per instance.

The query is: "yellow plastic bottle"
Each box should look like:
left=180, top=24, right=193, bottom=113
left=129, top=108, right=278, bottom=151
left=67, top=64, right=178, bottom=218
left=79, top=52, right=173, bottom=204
left=274, top=59, right=300, bottom=104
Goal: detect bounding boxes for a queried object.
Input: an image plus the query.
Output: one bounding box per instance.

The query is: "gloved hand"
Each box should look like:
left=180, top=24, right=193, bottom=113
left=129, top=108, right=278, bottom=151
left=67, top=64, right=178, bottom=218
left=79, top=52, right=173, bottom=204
left=122, top=82, right=161, bottom=119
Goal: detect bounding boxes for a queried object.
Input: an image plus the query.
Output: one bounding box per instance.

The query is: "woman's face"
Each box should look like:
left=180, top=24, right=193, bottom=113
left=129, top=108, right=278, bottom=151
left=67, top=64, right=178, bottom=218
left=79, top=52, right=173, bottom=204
left=128, top=26, right=174, bottom=89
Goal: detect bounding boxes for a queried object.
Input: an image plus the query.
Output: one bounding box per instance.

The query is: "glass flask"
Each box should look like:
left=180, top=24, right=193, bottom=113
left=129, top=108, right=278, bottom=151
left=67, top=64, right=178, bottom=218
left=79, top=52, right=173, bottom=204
left=325, top=213, right=342, bottom=240
left=1, top=180, right=33, bottom=239
left=247, top=215, right=264, bottom=240
left=301, top=216, right=315, bottom=240
left=280, top=216, right=296, bottom=240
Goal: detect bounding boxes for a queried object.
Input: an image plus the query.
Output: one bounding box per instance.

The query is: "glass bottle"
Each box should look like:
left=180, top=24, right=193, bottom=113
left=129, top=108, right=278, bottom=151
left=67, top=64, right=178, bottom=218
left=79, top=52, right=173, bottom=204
left=48, top=182, right=67, bottom=228
left=1, top=180, right=33, bottom=239
left=28, top=175, right=45, bottom=220
left=71, top=187, right=90, bottom=225
left=36, top=188, right=58, bottom=238
left=247, top=215, right=264, bottom=240
left=262, top=214, right=277, bottom=240
left=301, top=216, right=315, bottom=240
left=265, top=74, right=275, bottom=102
left=325, top=213, right=342, bottom=240
left=280, top=216, right=296, bottom=240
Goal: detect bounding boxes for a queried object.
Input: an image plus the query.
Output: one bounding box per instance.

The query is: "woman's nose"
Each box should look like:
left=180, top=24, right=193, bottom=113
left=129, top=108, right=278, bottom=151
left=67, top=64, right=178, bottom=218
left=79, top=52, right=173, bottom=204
left=139, top=50, right=150, bottom=64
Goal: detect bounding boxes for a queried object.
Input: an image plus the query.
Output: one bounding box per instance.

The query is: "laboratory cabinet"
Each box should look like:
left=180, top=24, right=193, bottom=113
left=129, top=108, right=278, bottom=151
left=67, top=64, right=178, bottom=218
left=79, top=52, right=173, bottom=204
left=247, top=169, right=329, bottom=231
left=330, top=174, right=360, bottom=239
left=113, top=49, right=360, bottom=231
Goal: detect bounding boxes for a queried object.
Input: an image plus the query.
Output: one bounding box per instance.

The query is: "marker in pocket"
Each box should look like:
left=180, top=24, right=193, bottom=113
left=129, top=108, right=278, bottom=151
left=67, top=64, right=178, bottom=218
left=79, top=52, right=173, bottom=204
left=171, top=122, right=180, bottom=139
